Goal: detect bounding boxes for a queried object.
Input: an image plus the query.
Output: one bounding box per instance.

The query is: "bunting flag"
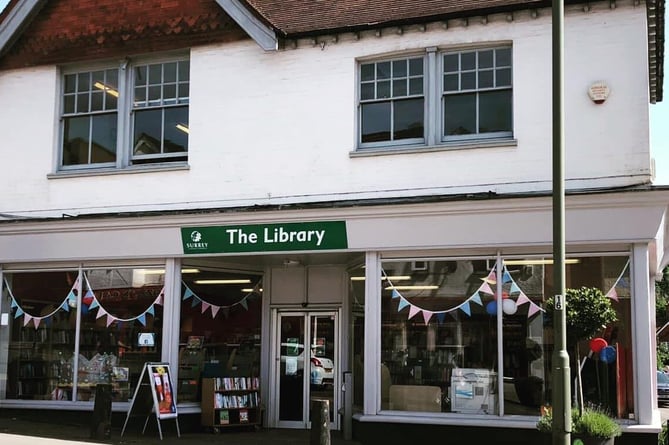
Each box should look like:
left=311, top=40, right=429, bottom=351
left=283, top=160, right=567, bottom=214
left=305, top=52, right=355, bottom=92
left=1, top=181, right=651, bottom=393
left=181, top=279, right=262, bottom=319
left=3, top=276, right=79, bottom=330
left=385, top=266, right=491, bottom=325
left=83, top=275, right=164, bottom=326
left=603, top=259, right=630, bottom=302
left=501, top=265, right=545, bottom=317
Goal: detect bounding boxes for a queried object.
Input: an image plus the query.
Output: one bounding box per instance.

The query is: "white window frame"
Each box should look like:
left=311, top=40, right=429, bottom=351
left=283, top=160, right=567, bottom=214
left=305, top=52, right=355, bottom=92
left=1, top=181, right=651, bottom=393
left=357, top=45, right=513, bottom=151
left=57, top=53, right=190, bottom=173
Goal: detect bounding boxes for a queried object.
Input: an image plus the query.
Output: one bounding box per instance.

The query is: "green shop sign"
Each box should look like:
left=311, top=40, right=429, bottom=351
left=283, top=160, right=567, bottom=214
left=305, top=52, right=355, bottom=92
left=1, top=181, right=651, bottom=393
left=181, top=221, right=348, bottom=254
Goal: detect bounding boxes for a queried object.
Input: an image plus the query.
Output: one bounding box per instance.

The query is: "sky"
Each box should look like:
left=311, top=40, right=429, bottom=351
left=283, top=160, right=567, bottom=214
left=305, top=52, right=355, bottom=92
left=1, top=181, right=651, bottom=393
left=0, top=0, right=667, bottom=183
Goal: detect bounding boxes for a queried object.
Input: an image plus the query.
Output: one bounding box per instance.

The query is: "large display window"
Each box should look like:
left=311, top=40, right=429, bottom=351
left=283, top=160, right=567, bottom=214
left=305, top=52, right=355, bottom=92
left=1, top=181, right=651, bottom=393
left=177, top=266, right=262, bottom=403
left=379, top=255, right=632, bottom=418
left=3, top=266, right=165, bottom=402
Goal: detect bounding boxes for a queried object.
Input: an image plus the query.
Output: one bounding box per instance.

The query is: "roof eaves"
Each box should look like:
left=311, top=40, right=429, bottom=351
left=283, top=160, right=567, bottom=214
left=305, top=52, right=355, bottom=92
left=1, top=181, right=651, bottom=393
left=0, top=0, right=46, bottom=58
left=215, top=0, right=279, bottom=51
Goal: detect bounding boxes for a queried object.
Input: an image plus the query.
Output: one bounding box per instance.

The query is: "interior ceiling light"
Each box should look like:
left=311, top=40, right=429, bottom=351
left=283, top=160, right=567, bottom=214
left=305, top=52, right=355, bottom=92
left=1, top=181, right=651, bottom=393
left=194, top=279, right=252, bottom=285
left=350, top=276, right=411, bottom=281
left=139, top=268, right=200, bottom=274
left=242, top=288, right=263, bottom=293
left=176, top=123, right=190, bottom=134
left=384, top=285, right=439, bottom=290
left=93, top=81, right=119, bottom=98
left=503, top=259, right=581, bottom=265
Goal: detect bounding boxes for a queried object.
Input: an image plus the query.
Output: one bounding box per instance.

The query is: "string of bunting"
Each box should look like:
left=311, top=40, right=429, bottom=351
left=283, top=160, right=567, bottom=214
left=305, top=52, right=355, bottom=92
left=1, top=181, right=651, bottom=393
left=386, top=263, right=547, bottom=326
left=82, top=275, right=165, bottom=327
left=4, top=276, right=80, bottom=329
left=181, top=279, right=262, bottom=318
left=4, top=274, right=165, bottom=329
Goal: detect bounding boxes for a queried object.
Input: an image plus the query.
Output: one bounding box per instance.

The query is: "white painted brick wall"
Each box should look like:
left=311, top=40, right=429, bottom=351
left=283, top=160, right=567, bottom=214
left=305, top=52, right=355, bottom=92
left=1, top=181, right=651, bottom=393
left=0, top=3, right=652, bottom=217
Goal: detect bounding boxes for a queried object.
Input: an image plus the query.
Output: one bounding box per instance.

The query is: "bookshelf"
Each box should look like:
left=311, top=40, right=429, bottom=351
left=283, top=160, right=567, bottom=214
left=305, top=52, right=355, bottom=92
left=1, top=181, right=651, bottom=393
left=201, top=377, right=262, bottom=431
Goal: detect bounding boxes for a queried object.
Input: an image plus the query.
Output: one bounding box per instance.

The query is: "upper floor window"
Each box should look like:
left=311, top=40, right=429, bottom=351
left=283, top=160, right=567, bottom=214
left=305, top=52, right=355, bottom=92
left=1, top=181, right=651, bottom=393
left=358, top=46, right=512, bottom=150
left=60, top=57, right=189, bottom=171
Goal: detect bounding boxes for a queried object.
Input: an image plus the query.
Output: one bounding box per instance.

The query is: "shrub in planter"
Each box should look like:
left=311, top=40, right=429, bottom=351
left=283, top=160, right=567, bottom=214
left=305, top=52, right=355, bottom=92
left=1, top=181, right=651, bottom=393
left=537, top=405, right=621, bottom=445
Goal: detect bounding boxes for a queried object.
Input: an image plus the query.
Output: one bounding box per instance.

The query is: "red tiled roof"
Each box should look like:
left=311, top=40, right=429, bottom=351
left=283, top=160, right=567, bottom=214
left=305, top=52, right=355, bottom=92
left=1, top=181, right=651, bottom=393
left=245, top=0, right=545, bottom=37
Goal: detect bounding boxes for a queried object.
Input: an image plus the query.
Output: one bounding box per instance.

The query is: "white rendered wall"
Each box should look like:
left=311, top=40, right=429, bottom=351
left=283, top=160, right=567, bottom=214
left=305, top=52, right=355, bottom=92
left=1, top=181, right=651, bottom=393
left=0, top=2, right=652, bottom=218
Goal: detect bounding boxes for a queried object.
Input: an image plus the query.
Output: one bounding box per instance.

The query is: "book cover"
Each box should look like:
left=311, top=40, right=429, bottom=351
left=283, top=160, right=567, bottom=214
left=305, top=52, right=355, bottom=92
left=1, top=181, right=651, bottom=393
left=239, top=408, right=249, bottom=423
left=219, top=409, right=229, bottom=425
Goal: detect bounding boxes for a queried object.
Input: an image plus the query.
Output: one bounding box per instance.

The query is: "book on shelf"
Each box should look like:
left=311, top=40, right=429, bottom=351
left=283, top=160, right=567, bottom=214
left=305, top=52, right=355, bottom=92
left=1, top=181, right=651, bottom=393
left=219, top=409, right=230, bottom=425
left=239, top=408, right=249, bottom=423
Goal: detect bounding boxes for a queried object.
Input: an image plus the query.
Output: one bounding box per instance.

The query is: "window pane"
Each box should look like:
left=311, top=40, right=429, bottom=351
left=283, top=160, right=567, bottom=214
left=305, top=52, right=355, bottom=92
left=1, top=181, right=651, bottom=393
left=178, top=60, right=190, bottom=82
left=63, top=116, right=90, bottom=165
left=133, top=109, right=163, bottom=155
left=393, top=79, right=407, bottom=97
left=90, top=113, right=118, bottom=163
left=393, top=98, right=424, bottom=140
left=65, top=74, right=76, bottom=94
left=380, top=260, right=499, bottom=414
left=478, top=70, right=494, bottom=89
left=148, top=64, right=162, bottom=84
left=91, top=91, right=104, bottom=112
left=77, top=93, right=89, bottom=113
left=443, top=54, right=458, bottom=73
left=361, top=102, right=391, bottom=143
left=444, top=93, right=476, bottom=136
left=461, top=52, right=476, bottom=70
left=444, top=74, right=458, bottom=92
left=479, top=50, right=493, bottom=69
left=393, top=59, right=407, bottom=77
left=377, top=61, right=391, bottom=80
left=178, top=82, right=189, bottom=103
left=164, top=107, right=189, bottom=153
left=496, top=68, right=512, bottom=87
left=461, top=72, right=476, bottom=90
left=377, top=81, right=391, bottom=99
left=64, top=95, right=75, bottom=114
left=135, top=66, right=147, bottom=86
left=135, top=86, right=147, bottom=107
left=148, top=86, right=162, bottom=104
left=496, top=48, right=512, bottom=67
left=163, top=84, right=177, bottom=103
left=77, top=72, right=90, bottom=91
left=361, top=82, right=375, bottom=101
left=164, top=62, right=177, bottom=83
left=361, top=64, right=375, bottom=82
left=409, top=78, right=423, bottom=95
left=3, top=271, right=79, bottom=401
left=479, top=90, right=512, bottom=133
left=409, top=58, right=423, bottom=76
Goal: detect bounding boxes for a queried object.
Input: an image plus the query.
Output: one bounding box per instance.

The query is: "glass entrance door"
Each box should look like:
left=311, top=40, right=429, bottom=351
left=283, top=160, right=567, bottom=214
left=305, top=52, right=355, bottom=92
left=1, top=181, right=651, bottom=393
left=275, top=311, right=339, bottom=429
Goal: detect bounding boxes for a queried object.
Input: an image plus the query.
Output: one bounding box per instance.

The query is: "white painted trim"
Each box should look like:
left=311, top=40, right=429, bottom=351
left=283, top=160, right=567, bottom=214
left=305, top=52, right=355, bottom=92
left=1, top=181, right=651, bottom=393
left=215, top=0, right=278, bottom=51
left=0, top=0, right=44, bottom=57
left=363, top=251, right=380, bottom=415
left=632, top=244, right=655, bottom=425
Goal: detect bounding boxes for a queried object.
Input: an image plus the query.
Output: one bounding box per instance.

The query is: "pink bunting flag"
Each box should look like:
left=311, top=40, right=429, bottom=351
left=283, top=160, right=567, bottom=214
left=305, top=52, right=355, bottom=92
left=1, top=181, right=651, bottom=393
left=96, top=307, right=107, bottom=319
left=408, top=305, right=421, bottom=320
left=527, top=303, right=542, bottom=318
left=422, top=310, right=433, bottom=325
left=515, top=292, right=530, bottom=306
left=23, top=315, right=32, bottom=326
left=211, top=306, right=220, bottom=318
left=33, top=318, right=41, bottom=329
left=154, top=294, right=164, bottom=306
left=479, top=281, right=494, bottom=295
left=606, top=288, right=618, bottom=302
left=106, top=315, right=115, bottom=327
left=201, top=302, right=211, bottom=314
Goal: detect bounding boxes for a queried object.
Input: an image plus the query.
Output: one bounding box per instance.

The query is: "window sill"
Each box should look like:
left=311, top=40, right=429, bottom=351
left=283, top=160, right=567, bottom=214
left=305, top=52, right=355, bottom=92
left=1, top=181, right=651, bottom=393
left=350, top=138, right=518, bottom=158
left=47, top=163, right=190, bottom=179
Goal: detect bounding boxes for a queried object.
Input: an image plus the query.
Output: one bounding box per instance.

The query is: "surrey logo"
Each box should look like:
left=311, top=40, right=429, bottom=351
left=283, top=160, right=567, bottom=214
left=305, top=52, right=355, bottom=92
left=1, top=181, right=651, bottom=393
left=186, top=230, right=208, bottom=250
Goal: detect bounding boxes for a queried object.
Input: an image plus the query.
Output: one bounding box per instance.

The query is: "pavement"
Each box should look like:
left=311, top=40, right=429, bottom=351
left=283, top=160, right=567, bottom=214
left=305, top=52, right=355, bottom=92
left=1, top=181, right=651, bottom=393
left=0, top=410, right=361, bottom=445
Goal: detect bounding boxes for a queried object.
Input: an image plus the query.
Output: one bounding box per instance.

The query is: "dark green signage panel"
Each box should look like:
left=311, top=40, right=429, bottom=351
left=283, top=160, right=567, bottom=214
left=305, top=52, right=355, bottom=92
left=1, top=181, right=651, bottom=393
left=181, top=221, right=348, bottom=254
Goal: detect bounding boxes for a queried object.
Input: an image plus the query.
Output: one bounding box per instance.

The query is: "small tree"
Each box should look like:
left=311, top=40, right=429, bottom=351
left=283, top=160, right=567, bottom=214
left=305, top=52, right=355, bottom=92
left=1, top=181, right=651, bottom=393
left=546, top=286, right=618, bottom=415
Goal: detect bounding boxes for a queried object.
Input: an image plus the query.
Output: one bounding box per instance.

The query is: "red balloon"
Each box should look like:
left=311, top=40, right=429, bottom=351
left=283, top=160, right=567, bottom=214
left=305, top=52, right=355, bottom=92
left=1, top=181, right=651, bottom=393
left=590, top=337, right=608, bottom=353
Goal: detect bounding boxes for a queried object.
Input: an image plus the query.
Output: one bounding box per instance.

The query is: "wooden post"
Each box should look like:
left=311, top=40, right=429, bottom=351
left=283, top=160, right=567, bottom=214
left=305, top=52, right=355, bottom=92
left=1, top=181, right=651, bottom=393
left=91, top=383, right=112, bottom=439
left=310, top=399, right=331, bottom=445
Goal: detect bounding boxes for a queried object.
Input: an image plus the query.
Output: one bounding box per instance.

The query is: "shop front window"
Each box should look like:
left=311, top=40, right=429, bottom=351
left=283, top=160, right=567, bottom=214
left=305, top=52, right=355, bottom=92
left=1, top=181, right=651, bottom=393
left=379, top=255, right=631, bottom=418
left=177, top=267, right=262, bottom=403
left=3, top=266, right=164, bottom=402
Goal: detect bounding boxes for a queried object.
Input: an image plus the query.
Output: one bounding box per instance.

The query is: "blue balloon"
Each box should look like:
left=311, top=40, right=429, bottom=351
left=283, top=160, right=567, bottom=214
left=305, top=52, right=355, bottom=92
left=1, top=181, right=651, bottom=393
left=486, top=301, right=497, bottom=315
left=600, top=345, right=617, bottom=364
